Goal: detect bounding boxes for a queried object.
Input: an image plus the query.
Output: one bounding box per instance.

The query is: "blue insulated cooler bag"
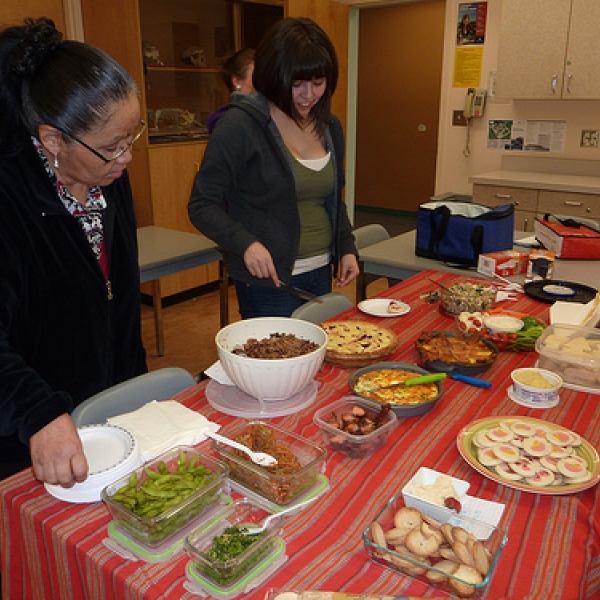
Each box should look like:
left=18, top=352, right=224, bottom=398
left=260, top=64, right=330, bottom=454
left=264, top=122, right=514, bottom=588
left=415, top=201, right=515, bottom=267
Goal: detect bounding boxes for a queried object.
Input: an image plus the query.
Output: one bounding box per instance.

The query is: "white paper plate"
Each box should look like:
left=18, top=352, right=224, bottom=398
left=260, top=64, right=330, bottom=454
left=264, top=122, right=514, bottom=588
left=358, top=298, right=410, bottom=318
left=45, top=424, right=140, bottom=503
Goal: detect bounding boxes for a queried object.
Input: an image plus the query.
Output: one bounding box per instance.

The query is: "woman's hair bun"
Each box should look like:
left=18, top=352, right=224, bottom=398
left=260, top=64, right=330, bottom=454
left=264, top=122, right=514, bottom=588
left=11, top=17, right=63, bottom=78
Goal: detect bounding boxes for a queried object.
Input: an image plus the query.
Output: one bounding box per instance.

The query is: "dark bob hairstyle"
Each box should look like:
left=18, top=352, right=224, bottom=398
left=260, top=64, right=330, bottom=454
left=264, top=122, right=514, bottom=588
left=252, top=17, right=338, bottom=136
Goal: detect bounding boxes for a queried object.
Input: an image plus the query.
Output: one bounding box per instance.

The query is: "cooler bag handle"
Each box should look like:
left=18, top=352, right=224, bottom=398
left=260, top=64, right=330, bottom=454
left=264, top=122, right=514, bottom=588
left=428, top=205, right=451, bottom=256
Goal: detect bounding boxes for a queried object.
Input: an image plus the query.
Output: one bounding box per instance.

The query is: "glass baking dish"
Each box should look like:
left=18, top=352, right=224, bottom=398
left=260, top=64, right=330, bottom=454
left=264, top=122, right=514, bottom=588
left=102, top=446, right=228, bottom=546
left=211, top=421, right=326, bottom=505
left=363, top=493, right=507, bottom=598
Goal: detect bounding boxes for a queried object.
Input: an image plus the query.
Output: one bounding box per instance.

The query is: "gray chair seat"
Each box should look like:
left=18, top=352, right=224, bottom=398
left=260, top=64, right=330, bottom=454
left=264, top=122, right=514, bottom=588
left=291, top=292, right=353, bottom=323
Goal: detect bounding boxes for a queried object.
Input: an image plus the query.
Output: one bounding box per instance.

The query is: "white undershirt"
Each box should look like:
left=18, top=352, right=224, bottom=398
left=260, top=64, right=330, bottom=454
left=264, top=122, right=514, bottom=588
left=295, top=152, right=330, bottom=171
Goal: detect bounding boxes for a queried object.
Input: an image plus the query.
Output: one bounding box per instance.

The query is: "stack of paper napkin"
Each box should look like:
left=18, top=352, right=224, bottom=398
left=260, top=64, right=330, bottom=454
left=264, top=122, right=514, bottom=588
left=108, top=400, right=220, bottom=462
left=550, top=293, right=600, bottom=327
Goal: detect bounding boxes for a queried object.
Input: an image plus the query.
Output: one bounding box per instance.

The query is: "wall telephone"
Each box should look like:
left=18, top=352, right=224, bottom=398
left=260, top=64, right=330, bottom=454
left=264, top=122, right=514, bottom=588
left=464, top=87, right=486, bottom=119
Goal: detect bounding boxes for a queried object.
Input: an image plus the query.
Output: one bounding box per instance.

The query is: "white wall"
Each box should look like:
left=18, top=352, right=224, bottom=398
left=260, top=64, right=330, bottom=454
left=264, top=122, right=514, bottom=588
left=435, top=0, right=600, bottom=196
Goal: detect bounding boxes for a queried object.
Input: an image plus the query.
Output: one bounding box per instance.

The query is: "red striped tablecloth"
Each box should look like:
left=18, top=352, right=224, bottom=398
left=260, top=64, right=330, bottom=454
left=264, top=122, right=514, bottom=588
left=1, top=270, right=599, bottom=600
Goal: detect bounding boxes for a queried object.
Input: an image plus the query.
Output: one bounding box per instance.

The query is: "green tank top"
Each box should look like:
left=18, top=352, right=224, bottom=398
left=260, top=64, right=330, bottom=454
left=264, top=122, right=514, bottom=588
left=293, top=156, right=334, bottom=259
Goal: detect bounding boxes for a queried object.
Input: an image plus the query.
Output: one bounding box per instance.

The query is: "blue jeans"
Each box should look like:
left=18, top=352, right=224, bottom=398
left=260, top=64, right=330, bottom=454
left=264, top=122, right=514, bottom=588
left=234, top=264, right=332, bottom=319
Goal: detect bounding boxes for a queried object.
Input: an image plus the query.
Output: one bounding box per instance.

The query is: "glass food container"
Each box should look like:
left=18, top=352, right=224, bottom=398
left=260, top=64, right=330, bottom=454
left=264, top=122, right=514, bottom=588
left=102, top=446, right=228, bottom=547
left=211, top=421, right=326, bottom=505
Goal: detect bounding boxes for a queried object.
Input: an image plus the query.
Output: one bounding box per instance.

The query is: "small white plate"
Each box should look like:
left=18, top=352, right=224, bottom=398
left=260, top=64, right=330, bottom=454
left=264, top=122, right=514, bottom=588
left=358, top=298, right=410, bottom=318
left=45, top=424, right=140, bottom=503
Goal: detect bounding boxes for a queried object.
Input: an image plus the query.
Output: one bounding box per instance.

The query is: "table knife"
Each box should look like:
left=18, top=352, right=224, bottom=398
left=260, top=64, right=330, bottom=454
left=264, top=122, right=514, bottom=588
left=278, top=280, right=324, bottom=303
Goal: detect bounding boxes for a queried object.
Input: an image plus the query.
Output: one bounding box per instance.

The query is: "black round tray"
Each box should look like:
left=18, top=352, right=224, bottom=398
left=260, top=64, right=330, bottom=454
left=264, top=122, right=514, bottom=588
left=524, top=280, right=597, bottom=304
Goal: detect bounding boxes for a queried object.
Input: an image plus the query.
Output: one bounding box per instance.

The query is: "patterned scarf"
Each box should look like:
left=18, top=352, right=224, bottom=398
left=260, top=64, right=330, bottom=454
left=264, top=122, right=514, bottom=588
left=32, top=137, right=108, bottom=278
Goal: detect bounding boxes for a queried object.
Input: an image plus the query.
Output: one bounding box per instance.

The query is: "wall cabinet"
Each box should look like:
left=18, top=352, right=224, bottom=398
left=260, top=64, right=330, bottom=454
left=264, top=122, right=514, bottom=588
left=473, top=183, right=600, bottom=232
left=496, top=0, right=600, bottom=100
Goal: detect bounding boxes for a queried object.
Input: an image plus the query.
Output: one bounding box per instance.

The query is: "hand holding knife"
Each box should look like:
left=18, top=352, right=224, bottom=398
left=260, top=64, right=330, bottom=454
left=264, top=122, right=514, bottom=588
left=278, top=279, right=324, bottom=303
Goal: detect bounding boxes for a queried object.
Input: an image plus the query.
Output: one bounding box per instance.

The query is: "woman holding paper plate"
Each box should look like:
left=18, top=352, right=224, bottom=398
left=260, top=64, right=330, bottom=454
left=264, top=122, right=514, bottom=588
left=0, top=18, right=147, bottom=483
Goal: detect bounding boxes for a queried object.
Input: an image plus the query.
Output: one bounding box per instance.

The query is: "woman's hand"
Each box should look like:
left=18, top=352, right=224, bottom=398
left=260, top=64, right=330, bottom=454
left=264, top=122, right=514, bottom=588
left=335, top=253, right=360, bottom=287
left=244, top=241, right=279, bottom=286
left=30, top=413, right=88, bottom=487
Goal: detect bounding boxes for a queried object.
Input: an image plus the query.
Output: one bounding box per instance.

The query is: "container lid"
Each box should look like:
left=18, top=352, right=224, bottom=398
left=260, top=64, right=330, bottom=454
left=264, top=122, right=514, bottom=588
left=184, top=538, right=287, bottom=599
left=206, top=379, right=318, bottom=418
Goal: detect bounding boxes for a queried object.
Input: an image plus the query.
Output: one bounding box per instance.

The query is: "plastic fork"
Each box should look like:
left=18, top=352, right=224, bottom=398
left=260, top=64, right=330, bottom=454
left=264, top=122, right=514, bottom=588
left=243, top=496, right=319, bottom=535
left=204, top=431, right=278, bottom=467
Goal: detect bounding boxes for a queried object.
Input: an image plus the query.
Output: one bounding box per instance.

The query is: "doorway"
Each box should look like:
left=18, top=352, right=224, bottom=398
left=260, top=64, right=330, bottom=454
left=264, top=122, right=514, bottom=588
left=355, top=0, right=445, bottom=214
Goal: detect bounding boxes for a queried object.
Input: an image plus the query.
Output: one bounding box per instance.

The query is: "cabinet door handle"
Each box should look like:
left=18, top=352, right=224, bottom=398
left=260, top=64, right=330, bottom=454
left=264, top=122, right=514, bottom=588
left=524, top=217, right=529, bottom=231
left=552, top=75, right=558, bottom=93
left=566, top=73, right=572, bottom=94
left=495, top=193, right=512, bottom=199
left=564, top=201, right=583, bottom=207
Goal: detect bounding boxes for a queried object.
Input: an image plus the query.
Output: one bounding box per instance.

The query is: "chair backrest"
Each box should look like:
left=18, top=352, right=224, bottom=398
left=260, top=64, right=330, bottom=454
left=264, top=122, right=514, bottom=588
left=291, top=292, right=353, bottom=324
left=354, top=224, right=390, bottom=251
left=71, top=367, right=197, bottom=427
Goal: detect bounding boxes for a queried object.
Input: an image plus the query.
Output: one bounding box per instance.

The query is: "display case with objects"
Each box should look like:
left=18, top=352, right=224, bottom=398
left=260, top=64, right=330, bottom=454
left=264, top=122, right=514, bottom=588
left=80, top=0, right=283, bottom=298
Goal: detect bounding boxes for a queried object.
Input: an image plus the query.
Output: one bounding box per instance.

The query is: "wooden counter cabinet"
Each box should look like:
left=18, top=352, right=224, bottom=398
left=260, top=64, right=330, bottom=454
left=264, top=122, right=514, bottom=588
left=472, top=184, right=539, bottom=232
left=473, top=183, right=600, bottom=232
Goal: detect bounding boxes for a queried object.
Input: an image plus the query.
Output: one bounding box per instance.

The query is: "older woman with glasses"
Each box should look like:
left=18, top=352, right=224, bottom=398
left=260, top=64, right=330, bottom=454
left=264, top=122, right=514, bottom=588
left=0, top=17, right=147, bottom=483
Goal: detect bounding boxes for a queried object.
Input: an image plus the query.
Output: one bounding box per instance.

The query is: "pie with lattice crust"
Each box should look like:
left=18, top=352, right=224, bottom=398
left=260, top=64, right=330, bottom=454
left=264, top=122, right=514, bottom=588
left=320, top=320, right=399, bottom=367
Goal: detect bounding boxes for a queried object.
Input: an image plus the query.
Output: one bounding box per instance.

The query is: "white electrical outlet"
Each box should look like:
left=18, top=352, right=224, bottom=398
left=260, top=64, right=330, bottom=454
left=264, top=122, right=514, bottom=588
left=581, top=130, right=600, bottom=147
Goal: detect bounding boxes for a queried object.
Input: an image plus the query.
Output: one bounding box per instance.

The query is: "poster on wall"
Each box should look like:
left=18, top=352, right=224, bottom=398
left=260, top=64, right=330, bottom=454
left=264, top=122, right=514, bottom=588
left=453, top=47, right=483, bottom=88
left=457, top=2, right=487, bottom=45
left=487, top=119, right=566, bottom=153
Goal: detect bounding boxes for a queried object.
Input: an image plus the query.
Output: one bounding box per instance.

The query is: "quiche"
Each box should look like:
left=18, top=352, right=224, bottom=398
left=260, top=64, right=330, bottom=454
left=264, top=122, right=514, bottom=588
left=320, top=320, right=399, bottom=367
left=352, top=368, right=439, bottom=406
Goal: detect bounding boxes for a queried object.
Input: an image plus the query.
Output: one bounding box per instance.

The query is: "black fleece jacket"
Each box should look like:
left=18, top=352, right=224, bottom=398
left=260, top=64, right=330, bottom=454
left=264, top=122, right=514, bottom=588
left=0, top=142, right=146, bottom=477
left=188, top=92, right=357, bottom=285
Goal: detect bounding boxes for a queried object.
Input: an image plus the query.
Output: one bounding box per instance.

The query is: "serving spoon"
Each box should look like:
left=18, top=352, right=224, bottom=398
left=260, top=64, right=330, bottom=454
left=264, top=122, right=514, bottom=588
left=243, top=496, right=319, bottom=535
left=204, top=431, right=278, bottom=467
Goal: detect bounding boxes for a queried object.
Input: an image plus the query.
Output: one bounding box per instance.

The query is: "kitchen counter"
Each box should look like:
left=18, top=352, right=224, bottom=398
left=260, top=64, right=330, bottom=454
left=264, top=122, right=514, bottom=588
left=470, top=155, right=600, bottom=194
left=470, top=157, right=600, bottom=231
left=470, top=170, right=600, bottom=194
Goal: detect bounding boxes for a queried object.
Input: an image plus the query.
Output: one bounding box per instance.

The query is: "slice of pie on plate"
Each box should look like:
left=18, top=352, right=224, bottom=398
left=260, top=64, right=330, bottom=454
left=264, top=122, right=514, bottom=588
left=320, top=320, right=399, bottom=367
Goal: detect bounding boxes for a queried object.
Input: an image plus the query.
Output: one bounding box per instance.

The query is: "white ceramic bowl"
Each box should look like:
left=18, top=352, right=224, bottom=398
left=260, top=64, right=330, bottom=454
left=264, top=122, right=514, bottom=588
left=401, top=467, right=470, bottom=524
left=510, top=367, right=563, bottom=407
left=216, top=317, right=327, bottom=400
left=483, top=314, right=524, bottom=334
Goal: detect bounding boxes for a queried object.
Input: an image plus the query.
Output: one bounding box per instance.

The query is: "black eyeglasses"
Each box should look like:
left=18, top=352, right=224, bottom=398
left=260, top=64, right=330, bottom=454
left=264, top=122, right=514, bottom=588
left=56, top=120, right=146, bottom=163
